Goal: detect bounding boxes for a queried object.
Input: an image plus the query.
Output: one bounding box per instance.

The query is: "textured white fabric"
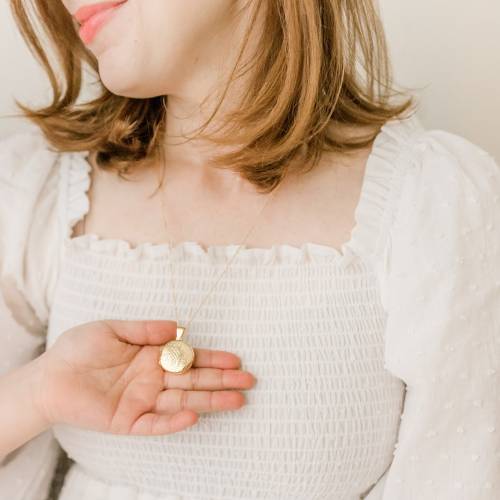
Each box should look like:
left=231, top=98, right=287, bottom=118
left=0, top=114, right=499, bottom=499
left=0, top=131, right=65, bottom=500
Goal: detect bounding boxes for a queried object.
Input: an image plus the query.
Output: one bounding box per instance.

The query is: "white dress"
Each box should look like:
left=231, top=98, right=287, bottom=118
left=0, top=114, right=499, bottom=500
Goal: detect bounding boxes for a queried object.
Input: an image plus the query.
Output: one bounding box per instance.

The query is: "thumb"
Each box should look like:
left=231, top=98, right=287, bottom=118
left=102, top=319, right=179, bottom=346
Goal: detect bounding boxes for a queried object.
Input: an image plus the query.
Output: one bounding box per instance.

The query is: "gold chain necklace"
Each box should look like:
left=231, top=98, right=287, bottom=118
left=157, top=161, right=284, bottom=374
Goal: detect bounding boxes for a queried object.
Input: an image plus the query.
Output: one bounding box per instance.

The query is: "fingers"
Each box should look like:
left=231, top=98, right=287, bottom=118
left=128, top=410, right=199, bottom=436
left=164, top=367, right=257, bottom=391
left=155, top=389, right=247, bottom=415
left=100, top=319, right=178, bottom=346
left=191, top=347, right=242, bottom=369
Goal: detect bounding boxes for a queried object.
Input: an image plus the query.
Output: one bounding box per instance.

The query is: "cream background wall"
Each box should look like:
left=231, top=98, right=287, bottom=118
left=378, top=1, right=500, bottom=158
left=0, top=0, right=499, bottom=157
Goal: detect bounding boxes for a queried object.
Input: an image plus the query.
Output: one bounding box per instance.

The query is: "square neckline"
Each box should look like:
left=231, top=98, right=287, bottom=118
left=60, top=116, right=419, bottom=267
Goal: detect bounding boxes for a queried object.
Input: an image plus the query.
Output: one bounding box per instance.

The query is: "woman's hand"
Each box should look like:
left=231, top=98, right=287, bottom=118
left=35, top=319, right=256, bottom=436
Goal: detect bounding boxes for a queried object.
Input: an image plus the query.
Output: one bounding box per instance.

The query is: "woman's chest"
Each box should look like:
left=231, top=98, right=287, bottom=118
left=46, top=248, right=405, bottom=499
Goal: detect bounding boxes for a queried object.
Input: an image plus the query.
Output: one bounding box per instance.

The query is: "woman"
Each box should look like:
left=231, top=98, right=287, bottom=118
left=0, top=1, right=498, bottom=499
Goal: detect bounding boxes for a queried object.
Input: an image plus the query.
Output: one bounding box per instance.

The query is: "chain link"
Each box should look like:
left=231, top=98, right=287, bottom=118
left=158, top=165, right=284, bottom=332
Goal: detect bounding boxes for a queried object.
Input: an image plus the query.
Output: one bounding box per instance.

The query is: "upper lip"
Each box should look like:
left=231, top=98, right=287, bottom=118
left=74, top=1, right=127, bottom=25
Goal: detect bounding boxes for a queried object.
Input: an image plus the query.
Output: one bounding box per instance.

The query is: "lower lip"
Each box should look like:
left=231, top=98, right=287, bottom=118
left=78, top=2, right=126, bottom=45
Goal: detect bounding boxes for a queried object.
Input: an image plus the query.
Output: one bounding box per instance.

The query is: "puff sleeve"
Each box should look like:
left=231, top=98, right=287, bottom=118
left=0, top=130, right=64, bottom=500
left=366, top=129, right=500, bottom=499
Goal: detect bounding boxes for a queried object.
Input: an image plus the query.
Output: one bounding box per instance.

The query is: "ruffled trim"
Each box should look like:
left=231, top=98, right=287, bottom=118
left=66, top=233, right=358, bottom=266
left=58, top=150, right=92, bottom=240
left=59, top=114, right=423, bottom=266
left=347, top=113, right=424, bottom=266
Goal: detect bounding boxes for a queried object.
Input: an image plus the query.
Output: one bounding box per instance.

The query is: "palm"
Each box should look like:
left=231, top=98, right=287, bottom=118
left=44, top=322, right=179, bottom=435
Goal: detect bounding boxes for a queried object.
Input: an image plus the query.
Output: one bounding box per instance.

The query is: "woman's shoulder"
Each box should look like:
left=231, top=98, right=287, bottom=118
left=0, top=126, right=92, bottom=234
left=0, top=128, right=61, bottom=195
left=388, top=117, right=500, bottom=195
left=369, top=115, right=500, bottom=309
left=375, top=114, right=500, bottom=235
left=0, top=129, right=64, bottom=242
left=392, top=120, right=500, bottom=231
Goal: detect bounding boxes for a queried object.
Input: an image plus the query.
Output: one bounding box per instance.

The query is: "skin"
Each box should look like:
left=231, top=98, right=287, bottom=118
left=1, top=0, right=377, bottom=459
left=0, top=319, right=256, bottom=460
left=63, top=0, right=376, bottom=250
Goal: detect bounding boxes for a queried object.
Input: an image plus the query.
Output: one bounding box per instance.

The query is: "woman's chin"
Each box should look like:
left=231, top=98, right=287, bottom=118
left=97, top=62, right=141, bottom=97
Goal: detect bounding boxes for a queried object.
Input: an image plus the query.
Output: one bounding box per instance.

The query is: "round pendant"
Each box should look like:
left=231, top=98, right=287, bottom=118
left=159, top=326, right=195, bottom=374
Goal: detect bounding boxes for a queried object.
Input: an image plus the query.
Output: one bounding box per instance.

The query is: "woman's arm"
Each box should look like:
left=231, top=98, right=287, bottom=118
left=366, top=130, right=500, bottom=499
left=0, top=353, right=51, bottom=462
left=0, top=130, right=67, bottom=499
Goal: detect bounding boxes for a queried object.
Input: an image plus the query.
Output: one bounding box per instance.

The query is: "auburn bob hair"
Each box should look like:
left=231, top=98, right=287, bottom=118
left=8, top=0, right=415, bottom=193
